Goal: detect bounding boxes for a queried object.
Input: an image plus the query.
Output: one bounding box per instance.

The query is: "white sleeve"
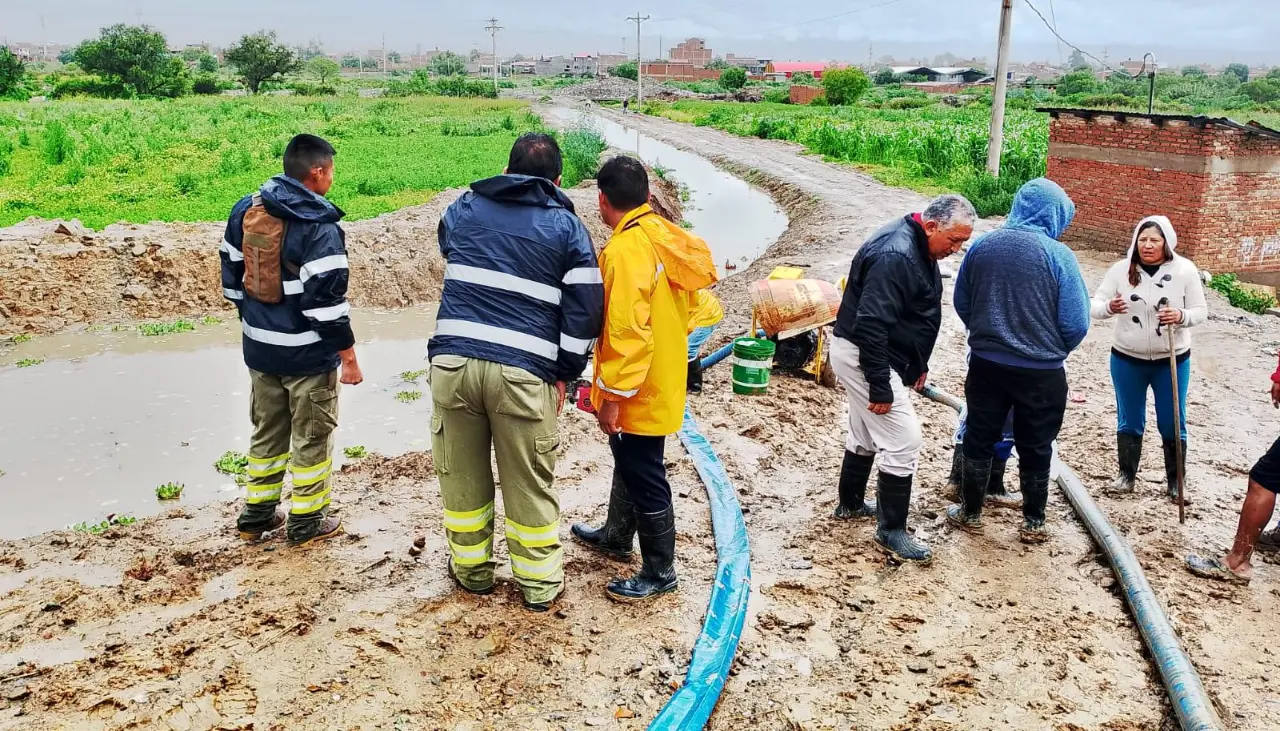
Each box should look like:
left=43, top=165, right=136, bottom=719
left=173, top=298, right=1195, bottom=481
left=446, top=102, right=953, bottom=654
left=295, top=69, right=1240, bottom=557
left=1090, top=262, right=1123, bottom=320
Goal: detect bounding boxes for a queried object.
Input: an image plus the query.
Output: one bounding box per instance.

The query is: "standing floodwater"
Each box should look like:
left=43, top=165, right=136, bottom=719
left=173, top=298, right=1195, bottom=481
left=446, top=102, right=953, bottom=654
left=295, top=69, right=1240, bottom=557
left=0, top=308, right=437, bottom=538
left=547, top=107, right=787, bottom=274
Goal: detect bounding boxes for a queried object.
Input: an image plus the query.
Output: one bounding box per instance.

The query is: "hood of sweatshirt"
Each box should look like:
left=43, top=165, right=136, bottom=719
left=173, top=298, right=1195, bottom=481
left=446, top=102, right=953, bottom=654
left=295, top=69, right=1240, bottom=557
left=1006, top=177, right=1075, bottom=241
left=615, top=204, right=719, bottom=292
left=470, top=174, right=577, bottom=213
left=259, top=175, right=344, bottom=223
left=1126, top=214, right=1179, bottom=262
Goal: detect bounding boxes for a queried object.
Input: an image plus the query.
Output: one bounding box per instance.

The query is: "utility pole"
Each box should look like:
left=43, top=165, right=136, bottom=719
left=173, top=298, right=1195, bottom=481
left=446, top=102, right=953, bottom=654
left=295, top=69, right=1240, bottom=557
left=627, top=12, right=649, bottom=106
left=986, top=0, right=1014, bottom=176
left=486, top=17, right=503, bottom=94
left=658, top=34, right=663, bottom=61
left=381, top=32, right=387, bottom=75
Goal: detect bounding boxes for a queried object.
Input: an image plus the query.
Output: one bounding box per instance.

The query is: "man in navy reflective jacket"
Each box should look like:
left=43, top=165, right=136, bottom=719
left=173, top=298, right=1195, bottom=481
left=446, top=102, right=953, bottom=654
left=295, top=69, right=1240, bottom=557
left=428, top=133, right=604, bottom=611
left=221, top=134, right=362, bottom=547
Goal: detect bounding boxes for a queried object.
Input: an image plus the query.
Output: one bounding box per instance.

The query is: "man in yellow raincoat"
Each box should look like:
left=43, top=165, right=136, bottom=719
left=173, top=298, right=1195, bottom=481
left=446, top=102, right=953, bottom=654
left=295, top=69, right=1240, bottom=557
left=570, top=156, right=718, bottom=602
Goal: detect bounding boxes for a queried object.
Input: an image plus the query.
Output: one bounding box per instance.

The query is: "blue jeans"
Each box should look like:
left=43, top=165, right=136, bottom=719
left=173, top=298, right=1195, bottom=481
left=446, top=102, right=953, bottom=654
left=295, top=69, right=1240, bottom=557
left=1110, top=353, right=1189, bottom=441
left=955, top=405, right=1015, bottom=461
left=688, top=325, right=718, bottom=361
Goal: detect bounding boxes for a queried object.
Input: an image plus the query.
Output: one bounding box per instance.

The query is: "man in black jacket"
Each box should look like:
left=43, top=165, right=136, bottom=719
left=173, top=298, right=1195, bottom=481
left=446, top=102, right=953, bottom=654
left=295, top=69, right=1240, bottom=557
left=831, top=194, right=975, bottom=563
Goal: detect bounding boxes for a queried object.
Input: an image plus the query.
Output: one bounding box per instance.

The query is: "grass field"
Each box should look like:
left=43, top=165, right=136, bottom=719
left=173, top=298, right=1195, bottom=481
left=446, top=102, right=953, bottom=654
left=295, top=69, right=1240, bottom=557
left=0, top=97, right=593, bottom=228
left=641, top=100, right=1049, bottom=216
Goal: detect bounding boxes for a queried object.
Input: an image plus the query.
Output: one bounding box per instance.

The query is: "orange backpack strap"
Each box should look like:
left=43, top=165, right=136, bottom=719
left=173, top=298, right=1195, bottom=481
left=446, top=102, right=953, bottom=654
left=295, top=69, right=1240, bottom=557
left=240, top=193, right=288, bottom=304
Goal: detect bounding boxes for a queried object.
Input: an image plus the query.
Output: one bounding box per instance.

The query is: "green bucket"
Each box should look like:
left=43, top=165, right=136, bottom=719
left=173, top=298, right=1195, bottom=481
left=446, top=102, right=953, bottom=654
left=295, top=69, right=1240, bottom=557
left=731, top=337, right=776, bottom=395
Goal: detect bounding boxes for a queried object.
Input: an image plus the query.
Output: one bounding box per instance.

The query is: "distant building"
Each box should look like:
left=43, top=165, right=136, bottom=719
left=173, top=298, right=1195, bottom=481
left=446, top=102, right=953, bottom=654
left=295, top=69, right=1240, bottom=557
left=511, top=60, right=537, bottom=75
left=726, top=54, right=768, bottom=75
left=1120, top=58, right=1157, bottom=77
left=6, top=42, right=68, bottom=62
left=887, top=66, right=986, bottom=83
left=597, top=53, right=629, bottom=72
left=669, top=38, right=712, bottom=68
left=570, top=53, right=598, bottom=76
left=765, top=61, right=842, bottom=80
left=535, top=56, right=570, bottom=76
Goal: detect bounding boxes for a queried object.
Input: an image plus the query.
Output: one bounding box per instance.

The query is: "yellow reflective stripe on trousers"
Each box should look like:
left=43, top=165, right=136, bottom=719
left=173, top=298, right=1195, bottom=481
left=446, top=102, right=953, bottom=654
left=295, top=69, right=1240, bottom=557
left=291, top=459, right=332, bottom=487
left=246, top=481, right=283, bottom=504
left=510, top=547, right=563, bottom=580
left=505, top=518, right=560, bottom=548
left=448, top=536, right=493, bottom=566
left=443, top=502, right=494, bottom=533
left=247, top=452, right=290, bottom=478
left=290, top=487, right=331, bottom=515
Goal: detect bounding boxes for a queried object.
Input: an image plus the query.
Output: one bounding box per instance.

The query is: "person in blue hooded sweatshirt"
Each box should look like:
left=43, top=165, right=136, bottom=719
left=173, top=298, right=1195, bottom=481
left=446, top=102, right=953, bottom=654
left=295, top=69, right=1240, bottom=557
left=948, top=178, right=1090, bottom=543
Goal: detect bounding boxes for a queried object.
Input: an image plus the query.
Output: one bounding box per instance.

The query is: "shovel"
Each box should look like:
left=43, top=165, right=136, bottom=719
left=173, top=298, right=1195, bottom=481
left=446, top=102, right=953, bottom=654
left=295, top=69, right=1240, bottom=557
left=1158, top=297, right=1186, bottom=524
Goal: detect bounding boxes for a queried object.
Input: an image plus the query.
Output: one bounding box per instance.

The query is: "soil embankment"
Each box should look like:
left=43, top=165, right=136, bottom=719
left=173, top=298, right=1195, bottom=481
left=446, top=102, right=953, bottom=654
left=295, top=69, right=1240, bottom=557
left=3, top=106, right=1280, bottom=730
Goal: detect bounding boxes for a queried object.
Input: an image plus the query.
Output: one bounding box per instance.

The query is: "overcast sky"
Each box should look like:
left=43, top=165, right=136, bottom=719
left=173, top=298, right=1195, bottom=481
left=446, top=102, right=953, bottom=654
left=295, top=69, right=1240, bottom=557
left=6, top=0, right=1278, bottom=66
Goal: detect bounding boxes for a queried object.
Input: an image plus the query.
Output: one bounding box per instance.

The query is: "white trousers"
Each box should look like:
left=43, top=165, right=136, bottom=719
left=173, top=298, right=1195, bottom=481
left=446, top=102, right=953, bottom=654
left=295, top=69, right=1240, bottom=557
left=830, top=337, right=923, bottom=477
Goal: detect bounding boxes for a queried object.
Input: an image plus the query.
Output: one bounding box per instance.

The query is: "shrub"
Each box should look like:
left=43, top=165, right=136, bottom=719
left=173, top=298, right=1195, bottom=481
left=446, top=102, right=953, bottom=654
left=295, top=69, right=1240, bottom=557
left=0, top=136, right=11, bottom=177
left=50, top=74, right=130, bottom=99
left=192, top=73, right=221, bottom=95
left=291, top=82, right=337, bottom=97
left=762, top=86, right=791, bottom=104
left=612, top=62, right=637, bottom=81
left=1209, top=273, right=1277, bottom=314
left=885, top=95, right=932, bottom=109
left=719, top=67, right=747, bottom=91
left=560, top=128, right=607, bottom=187
left=790, top=72, right=817, bottom=86
left=42, top=121, right=74, bottom=165
left=822, top=67, right=871, bottom=106
left=808, top=94, right=829, bottom=107
left=1076, top=93, right=1137, bottom=108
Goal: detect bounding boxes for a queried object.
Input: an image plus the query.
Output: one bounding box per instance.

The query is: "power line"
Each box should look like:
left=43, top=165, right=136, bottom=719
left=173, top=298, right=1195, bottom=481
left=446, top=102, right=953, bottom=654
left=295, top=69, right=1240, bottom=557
left=485, top=17, right=503, bottom=94
left=1047, top=0, right=1062, bottom=66
left=1019, top=0, right=1118, bottom=74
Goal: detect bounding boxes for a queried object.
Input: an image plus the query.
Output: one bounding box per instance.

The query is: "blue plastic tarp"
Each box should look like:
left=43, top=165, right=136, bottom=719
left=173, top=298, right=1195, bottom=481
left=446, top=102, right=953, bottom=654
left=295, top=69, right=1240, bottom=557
left=648, top=408, right=752, bottom=730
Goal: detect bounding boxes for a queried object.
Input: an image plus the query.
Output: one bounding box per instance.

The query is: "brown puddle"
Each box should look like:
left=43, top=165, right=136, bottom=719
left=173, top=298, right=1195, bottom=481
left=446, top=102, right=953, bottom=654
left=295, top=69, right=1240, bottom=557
left=0, top=307, right=438, bottom=538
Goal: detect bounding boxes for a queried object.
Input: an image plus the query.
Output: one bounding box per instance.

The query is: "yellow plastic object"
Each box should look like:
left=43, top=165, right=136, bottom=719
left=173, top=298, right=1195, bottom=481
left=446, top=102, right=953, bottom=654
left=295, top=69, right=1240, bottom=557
left=838, top=275, right=847, bottom=292
left=768, top=266, right=805, bottom=280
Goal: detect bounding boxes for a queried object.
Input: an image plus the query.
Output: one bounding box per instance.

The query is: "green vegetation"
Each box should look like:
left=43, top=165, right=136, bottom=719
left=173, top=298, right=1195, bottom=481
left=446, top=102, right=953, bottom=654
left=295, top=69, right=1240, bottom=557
left=0, top=47, right=32, bottom=100
left=612, top=62, right=638, bottom=82
left=1209, top=273, right=1277, bottom=314
left=431, top=52, right=468, bottom=77
left=12, top=333, right=32, bottom=343
left=386, top=70, right=497, bottom=99
left=73, top=24, right=190, bottom=98
left=155, top=482, right=185, bottom=500
left=138, top=319, right=196, bottom=336
left=719, top=67, right=747, bottom=91
left=72, top=514, right=137, bottom=534
left=343, top=445, right=368, bottom=459
left=0, top=96, right=542, bottom=228
left=201, top=315, right=224, bottom=325
left=15, top=357, right=45, bottom=368
left=399, top=368, right=430, bottom=383
left=822, top=68, right=872, bottom=106
left=559, top=128, right=607, bottom=187
left=644, top=101, right=1045, bottom=216
left=223, top=31, right=300, bottom=95
left=395, top=390, right=423, bottom=403
left=214, top=450, right=250, bottom=484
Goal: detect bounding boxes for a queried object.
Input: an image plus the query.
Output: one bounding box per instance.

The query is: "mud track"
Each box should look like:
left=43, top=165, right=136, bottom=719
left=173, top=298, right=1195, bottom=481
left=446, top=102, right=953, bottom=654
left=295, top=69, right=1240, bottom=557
left=2, top=107, right=1280, bottom=730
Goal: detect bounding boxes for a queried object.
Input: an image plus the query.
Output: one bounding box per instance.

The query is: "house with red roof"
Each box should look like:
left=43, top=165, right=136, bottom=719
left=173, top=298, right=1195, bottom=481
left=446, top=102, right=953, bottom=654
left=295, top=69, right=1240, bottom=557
left=764, top=61, right=845, bottom=80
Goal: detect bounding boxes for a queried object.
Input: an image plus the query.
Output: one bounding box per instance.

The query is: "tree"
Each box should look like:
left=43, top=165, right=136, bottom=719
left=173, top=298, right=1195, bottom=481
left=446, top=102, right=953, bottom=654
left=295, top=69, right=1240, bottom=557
left=1224, top=63, right=1249, bottom=84
left=822, top=67, right=871, bottom=105
left=1181, top=65, right=1206, bottom=77
left=873, top=67, right=896, bottom=85
left=341, top=55, right=361, bottom=69
left=612, top=61, right=637, bottom=81
left=387, top=51, right=402, bottom=65
left=224, top=31, right=299, bottom=94
left=58, top=48, right=77, bottom=64
left=706, top=56, right=729, bottom=70
left=1068, top=49, right=1090, bottom=71
left=719, top=66, right=747, bottom=90
left=74, top=24, right=189, bottom=97
left=469, top=48, right=482, bottom=61
left=1270, top=68, right=1280, bottom=81
left=790, top=71, right=816, bottom=86
left=1056, top=70, right=1100, bottom=96
left=0, top=47, right=27, bottom=99
left=1240, top=79, right=1280, bottom=104
left=307, top=57, right=340, bottom=85
left=198, top=54, right=219, bottom=73
left=431, top=51, right=467, bottom=77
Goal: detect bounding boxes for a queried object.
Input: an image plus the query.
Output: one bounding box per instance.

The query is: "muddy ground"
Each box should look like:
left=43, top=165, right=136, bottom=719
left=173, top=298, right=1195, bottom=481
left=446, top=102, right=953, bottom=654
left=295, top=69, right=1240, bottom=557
left=3, top=105, right=1280, bottom=731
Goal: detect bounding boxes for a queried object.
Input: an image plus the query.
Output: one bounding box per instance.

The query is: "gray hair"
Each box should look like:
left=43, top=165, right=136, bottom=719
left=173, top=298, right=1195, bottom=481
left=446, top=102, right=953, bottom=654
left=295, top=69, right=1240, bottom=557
left=922, top=194, right=976, bottom=228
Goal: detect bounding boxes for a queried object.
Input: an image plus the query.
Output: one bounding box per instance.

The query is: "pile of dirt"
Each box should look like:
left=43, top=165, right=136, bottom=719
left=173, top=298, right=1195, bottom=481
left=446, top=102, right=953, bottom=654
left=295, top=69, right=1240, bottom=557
left=552, top=78, right=699, bottom=102
left=0, top=187, right=626, bottom=336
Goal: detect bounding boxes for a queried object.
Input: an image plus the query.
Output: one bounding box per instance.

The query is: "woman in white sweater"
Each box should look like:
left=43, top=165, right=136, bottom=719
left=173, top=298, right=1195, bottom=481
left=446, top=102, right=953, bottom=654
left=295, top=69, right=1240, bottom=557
left=1090, top=216, right=1208, bottom=499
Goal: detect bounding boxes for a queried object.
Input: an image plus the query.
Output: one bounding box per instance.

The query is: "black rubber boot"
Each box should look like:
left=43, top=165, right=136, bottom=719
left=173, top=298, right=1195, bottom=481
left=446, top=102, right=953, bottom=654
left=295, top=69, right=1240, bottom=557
left=985, top=458, right=1021, bottom=509
left=946, top=455, right=989, bottom=533
left=1018, top=469, right=1052, bottom=544
left=606, top=507, right=679, bottom=602
left=571, top=473, right=637, bottom=560
left=942, top=447, right=962, bottom=502
left=833, top=450, right=876, bottom=520
left=1163, top=439, right=1187, bottom=502
left=873, top=472, right=933, bottom=564
left=1110, top=433, right=1142, bottom=494
left=686, top=359, right=704, bottom=394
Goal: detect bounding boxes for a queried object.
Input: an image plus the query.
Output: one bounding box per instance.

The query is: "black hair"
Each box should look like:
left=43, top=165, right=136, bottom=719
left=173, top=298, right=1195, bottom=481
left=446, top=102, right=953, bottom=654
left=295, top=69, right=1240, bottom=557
left=283, top=134, right=336, bottom=181
left=597, top=155, right=649, bottom=211
left=1128, top=220, right=1171, bottom=286
left=507, top=133, right=563, bottom=181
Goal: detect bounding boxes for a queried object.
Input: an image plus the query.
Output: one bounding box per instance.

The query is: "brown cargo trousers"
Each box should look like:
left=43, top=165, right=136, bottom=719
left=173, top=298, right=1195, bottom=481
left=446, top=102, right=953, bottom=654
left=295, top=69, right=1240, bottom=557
left=237, top=368, right=339, bottom=541
left=429, top=355, right=562, bottom=605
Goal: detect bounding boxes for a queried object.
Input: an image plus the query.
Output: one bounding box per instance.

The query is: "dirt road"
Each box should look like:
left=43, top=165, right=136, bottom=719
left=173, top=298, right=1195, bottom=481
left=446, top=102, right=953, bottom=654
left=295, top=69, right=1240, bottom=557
left=3, top=106, right=1280, bottom=730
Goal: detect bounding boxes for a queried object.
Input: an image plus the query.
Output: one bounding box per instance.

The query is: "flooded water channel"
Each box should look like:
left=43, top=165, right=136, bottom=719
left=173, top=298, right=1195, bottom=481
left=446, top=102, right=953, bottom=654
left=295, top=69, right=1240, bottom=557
left=0, top=111, right=788, bottom=539
left=547, top=107, right=787, bottom=274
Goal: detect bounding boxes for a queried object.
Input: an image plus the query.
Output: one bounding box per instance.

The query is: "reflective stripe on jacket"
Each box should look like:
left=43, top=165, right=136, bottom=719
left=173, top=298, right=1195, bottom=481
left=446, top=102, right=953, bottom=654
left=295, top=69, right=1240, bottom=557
left=428, top=174, right=604, bottom=384
left=221, top=175, right=354, bottom=377
left=593, top=204, right=718, bottom=436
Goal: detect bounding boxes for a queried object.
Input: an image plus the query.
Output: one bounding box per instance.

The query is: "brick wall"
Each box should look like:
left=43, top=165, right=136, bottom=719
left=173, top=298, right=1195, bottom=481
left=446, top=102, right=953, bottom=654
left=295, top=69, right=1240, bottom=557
left=640, top=63, right=721, bottom=82
left=1045, top=111, right=1280, bottom=282
left=790, top=85, right=824, bottom=105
